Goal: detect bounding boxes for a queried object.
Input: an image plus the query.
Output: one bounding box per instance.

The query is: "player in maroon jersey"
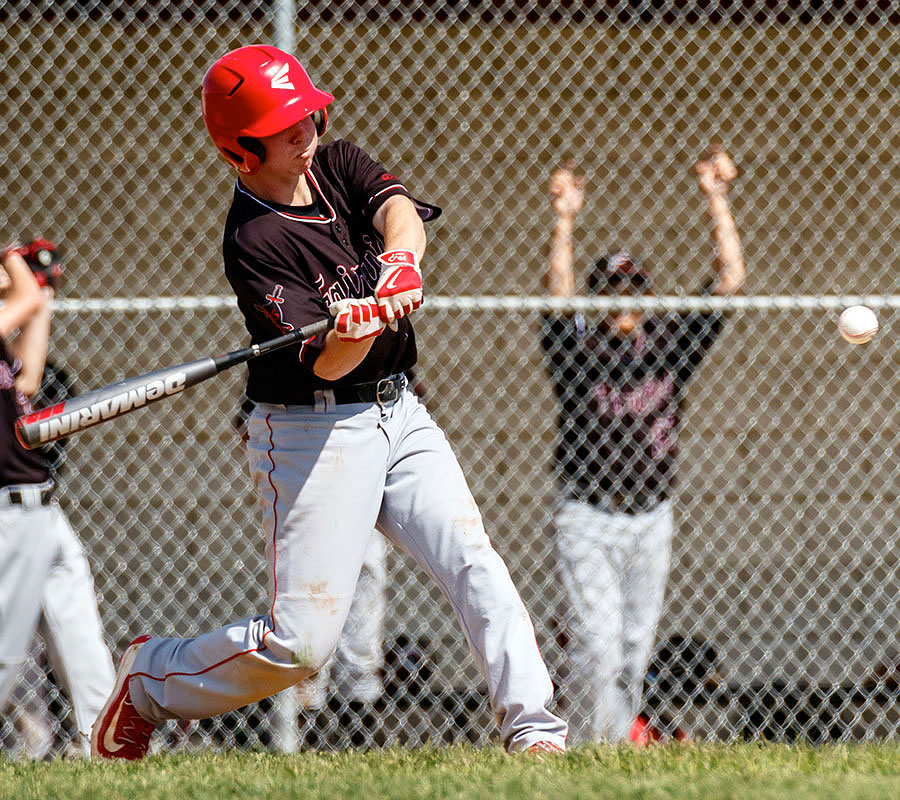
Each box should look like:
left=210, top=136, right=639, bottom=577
left=92, top=45, right=567, bottom=760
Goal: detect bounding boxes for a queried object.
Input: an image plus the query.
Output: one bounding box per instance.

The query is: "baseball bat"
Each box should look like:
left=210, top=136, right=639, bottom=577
left=15, top=317, right=333, bottom=449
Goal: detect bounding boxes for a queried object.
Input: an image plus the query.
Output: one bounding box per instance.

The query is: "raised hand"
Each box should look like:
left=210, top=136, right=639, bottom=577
left=549, top=159, right=585, bottom=219
left=696, top=145, right=738, bottom=197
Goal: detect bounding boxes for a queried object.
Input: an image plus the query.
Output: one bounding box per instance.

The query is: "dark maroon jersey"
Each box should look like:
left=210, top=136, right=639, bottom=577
left=542, top=307, right=725, bottom=513
left=0, top=337, right=50, bottom=487
left=223, top=139, right=441, bottom=404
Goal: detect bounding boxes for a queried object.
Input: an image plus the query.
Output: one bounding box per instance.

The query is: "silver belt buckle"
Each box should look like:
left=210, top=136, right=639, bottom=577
left=376, top=375, right=403, bottom=405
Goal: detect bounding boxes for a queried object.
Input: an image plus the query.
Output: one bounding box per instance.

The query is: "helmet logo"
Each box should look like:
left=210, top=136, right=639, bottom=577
left=270, top=64, right=295, bottom=90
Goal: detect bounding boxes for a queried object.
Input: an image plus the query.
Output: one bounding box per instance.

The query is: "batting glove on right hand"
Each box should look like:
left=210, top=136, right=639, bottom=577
left=373, top=249, right=422, bottom=326
left=329, top=297, right=386, bottom=342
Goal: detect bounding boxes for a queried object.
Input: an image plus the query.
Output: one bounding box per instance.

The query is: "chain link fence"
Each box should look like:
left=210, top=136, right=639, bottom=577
left=3, top=0, right=900, bottom=754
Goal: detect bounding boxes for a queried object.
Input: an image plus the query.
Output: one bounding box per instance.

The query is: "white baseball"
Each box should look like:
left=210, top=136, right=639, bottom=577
left=838, top=305, right=879, bottom=345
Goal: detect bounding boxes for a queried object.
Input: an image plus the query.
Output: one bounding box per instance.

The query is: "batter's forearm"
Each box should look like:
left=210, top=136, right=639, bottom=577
left=707, top=193, right=745, bottom=295
left=374, top=195, right=427, bottom=260
left=312, top=331, right=377, bottom=381
left=544, top=215, right=576, bottom=297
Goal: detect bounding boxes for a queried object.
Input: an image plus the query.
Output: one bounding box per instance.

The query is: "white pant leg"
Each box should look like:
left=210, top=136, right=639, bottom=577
left=130, top=404, right=388, bottom=723
left=331, top=531, right=386, bottom=704
left=7, top=646, right=54, bottom=760
left=376, top=393, right=567, bottom=752
left=294, top=660, right=331, bottom=710
left=554, top=499, right=629, bottom=744
left=0, top=505, right=55, bottom=711
left=618, top=501, right=674, bottom=736
left=295, top=531, right=386, bottom=708
left=555, top=499, right=675, bottom=744
left=38, top=505, right=115, bottom=753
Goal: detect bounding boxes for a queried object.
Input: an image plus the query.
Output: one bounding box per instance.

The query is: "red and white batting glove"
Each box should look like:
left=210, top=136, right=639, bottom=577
left=373, top=249, right=423, bottom=326
left=328, top=297, right=386, bottom=342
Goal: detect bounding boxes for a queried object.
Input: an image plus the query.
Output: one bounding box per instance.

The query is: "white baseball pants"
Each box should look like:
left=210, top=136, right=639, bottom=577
left=0, top=497, right=115, bottom=755
left=294, top=530, right=387, bottom=709
left=554, top=497, right=673, bottom=744
left=129, top=389, right=567, bottom=752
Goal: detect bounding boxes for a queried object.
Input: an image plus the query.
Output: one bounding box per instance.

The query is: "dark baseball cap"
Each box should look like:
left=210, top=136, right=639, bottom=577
left=587, top=252, right=653, bottom=296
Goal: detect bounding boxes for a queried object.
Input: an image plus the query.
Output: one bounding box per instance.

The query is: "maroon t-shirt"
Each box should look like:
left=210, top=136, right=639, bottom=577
left=223, top=139, right=441, bottom=404
left=0, top=337, right=50, bottom=487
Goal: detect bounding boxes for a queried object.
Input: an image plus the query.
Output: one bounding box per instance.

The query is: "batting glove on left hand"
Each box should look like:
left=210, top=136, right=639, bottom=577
left=329, top=297, right=386, bottom=342
left=373, top=249, right=422, bottom=326
left=3, top=237, right=63, bottom=289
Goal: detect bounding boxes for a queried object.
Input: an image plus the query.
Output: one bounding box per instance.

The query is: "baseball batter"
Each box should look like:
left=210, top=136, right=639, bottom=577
left=92, top=45, right=567, bottom=759
left=0, top=240, right=115, bottom=758
left=541, top=150, right=745, bottom=744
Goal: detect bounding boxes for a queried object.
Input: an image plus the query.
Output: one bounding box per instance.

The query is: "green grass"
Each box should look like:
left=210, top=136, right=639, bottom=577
left=3, top=742, right=900, bottom=800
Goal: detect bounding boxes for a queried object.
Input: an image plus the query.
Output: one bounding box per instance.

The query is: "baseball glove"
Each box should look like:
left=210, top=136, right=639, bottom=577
left=4, top=237, right=63, bottom=289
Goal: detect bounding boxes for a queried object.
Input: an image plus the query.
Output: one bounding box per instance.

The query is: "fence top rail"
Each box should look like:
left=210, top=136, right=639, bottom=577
left=53, top=295, right=900, bottom=314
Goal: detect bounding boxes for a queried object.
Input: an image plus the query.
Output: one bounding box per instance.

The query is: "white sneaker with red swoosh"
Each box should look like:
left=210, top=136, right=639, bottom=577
left=91, top=635, right=156, bottom=760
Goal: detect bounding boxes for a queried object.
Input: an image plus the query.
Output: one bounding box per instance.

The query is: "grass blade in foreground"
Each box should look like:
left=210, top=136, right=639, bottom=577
left=3, top=743, right=900, bottom=800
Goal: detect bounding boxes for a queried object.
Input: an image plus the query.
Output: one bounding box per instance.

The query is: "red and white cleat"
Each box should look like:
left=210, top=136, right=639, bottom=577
left=91, top=635, right=156, bottom=760
left=525, top=740, right=566, bottom=756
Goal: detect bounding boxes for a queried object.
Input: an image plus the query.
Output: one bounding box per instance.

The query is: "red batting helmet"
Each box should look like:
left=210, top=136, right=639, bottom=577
left=201, top=44, right=334, bottom=175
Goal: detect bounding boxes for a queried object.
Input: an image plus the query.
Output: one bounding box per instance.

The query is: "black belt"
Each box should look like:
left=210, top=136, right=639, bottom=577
left=330, top=373, right=408, bottom=405
left=1, top=484, right=54, bottom=507
left=564, top=485, right=665, bottom=515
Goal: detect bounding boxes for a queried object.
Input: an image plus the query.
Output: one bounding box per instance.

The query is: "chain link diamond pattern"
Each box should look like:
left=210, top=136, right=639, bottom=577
left=3, top=1, right=900, bottom=754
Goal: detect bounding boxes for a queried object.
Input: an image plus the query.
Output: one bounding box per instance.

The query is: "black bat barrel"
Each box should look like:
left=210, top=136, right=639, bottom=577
left=15, top=358, right=219, bottom=449
left=14, top=316, right=333, bottom=450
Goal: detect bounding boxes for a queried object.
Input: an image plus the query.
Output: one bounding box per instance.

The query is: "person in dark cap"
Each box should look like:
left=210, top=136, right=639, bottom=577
left=540, top=147, right=745, bottom=744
